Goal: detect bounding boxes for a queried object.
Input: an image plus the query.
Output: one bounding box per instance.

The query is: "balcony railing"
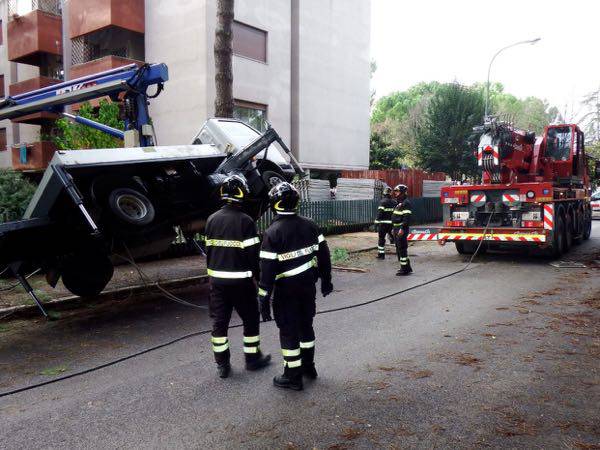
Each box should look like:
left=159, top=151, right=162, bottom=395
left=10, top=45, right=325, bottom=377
left=8, top=0, right=61, bottom=18
left=71, top=27, right=144, bottom=66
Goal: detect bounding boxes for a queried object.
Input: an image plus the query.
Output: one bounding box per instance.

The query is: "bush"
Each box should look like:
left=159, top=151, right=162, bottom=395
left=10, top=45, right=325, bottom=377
left=0, top=170, right=37, bottom=223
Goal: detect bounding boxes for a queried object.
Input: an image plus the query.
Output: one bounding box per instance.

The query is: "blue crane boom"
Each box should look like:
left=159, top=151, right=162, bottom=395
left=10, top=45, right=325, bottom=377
left=0, top=63, right=169, bottom=147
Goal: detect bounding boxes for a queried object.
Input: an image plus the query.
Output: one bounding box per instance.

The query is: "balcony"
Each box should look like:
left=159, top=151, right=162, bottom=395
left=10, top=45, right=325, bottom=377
left=7, top=5, right=62, bottom=66
left=11, top=141, right=57, bottom=171
left=70, top=55, right=144, bottom=80
left=70, top=0, right=144, bottom=39
left=9, top=76, right=62, bottom=125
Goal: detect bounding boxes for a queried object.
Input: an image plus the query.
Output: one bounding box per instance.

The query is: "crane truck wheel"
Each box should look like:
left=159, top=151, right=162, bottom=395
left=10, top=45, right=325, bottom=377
left=455, top=241, right=486, bottom=255
left=107, top=188, right=156, bottom=227
left=550, top=215, right=566, bottom=258
left=583, top=214, right=592, bottom=240
left=61, top=253, right=114, bottom=298
left=564, top=213, right=574, bottom=251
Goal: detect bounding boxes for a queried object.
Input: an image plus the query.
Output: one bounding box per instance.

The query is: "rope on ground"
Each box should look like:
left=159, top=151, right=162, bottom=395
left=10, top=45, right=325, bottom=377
left=0, top=218, right=494, bottom=399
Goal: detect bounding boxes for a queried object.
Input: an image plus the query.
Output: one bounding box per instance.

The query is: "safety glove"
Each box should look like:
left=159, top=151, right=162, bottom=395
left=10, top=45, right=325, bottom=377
left=258, top=289, right=272, bottom=322
left=321, top=279, right=334, bottom=297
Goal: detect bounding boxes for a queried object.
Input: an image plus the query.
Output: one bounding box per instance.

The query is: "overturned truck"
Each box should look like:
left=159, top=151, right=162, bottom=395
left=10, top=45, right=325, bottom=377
left=0, top=64, right=302, bottom=315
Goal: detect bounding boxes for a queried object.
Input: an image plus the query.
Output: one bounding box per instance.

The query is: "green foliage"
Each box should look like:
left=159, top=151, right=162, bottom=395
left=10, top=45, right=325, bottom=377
left=0, top=170, right=37, bottom=223
left=50, top=100, right=124, bottom=150
left=331, top=247, right=349, bottom=264
left=371, top=82, right=440, bottom=124
left=369, top=123, right=405, bottom=169
left=414, top=83, right=484, bottom=179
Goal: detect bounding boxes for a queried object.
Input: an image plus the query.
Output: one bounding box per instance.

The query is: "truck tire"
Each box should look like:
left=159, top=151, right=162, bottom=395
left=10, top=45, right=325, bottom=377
left=551, top=215, right=566, bottom=258
left=583, top=215, right=592, bottom=240
left=261, top=170, right=286, bottom=189
left=564, top=213, right=573, bottom=251
left=455, top=241, right=486, bottom=255
left=108, top=188, right=156, bottom=226
left=62, top=253, right=114, bottom=297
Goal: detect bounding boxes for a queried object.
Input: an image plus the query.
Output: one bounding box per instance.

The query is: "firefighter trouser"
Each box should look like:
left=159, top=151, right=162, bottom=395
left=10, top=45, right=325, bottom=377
left=395, top=231, right=410, bottom=269
left=209, top=280, right=260, bottom=366
left=377, top=224, right=392, bottom=256
left=272, top=275, right=317, bottom=374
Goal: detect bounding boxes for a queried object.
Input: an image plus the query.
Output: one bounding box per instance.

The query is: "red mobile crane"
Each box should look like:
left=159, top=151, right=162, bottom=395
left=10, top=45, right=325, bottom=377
left=438, top=117, right=598, bottom=256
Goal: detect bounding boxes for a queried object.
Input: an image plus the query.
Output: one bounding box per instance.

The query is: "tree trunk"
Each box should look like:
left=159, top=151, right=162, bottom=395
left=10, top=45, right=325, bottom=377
left=214, top=0, right=234, bottom=118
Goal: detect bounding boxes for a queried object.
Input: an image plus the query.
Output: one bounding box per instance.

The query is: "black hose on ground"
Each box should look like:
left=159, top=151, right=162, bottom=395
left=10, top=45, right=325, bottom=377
left=0, top=217, right=494, bottom=399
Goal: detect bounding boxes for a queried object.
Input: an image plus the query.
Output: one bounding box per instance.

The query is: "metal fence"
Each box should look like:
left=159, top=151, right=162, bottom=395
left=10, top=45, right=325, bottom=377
left=257, top=197, right=442, bottom=235
left=8, top=0, right=61, bottom=17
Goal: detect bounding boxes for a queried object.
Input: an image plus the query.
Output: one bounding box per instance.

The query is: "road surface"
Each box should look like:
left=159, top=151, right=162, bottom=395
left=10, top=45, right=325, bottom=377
left=1, top=223, right=599, bottom=449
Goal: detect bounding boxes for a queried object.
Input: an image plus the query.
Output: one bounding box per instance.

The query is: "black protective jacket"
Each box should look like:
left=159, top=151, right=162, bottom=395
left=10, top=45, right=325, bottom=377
left=392, top=198, right=412, bottom=233
left=258, top=214, right=331, bottom=296
left=204, top=204, right=260, bottom=285
left=375, top=197, right=397, bottom=226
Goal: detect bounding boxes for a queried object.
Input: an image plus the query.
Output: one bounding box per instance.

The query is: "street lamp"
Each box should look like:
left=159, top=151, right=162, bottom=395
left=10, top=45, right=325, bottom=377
left=484, top=37, right=541, bottom=118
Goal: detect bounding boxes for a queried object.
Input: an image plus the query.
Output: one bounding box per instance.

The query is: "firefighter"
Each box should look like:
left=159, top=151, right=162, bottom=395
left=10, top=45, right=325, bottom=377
left=392, top=184, right=413, bottom=276
left=258, top=182, right=333, bottom=391
left=374, top=186, right=397, bottom=259
left=204, top=174, right=271, bottom=378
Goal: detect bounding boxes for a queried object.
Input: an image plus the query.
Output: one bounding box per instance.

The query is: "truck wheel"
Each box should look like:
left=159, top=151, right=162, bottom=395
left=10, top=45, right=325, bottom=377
left=62, top=253, right=114, bottom=297
left=564, top=213, right=573, bottom=251
left=261, top=170, right=286, bottom=189
left=455, top=241, right=485, bottom=255
left=583, top=215, right=592, bottom=240
left=108, top=188, right=156, bottom=226
left=551, top=216, right=565, bottom=258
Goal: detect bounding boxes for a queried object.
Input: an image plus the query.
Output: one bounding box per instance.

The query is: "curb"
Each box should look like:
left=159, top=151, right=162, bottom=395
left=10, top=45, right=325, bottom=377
left=0, top=274, right=209, bottom=321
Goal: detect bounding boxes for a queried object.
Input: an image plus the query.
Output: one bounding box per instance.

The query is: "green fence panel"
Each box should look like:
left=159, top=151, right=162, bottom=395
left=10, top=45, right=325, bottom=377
left=257, top=197, right=441, bottom=235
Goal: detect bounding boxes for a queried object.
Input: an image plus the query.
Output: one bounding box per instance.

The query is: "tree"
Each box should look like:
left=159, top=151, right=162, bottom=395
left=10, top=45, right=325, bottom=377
left=370, top=60, right=377, bottom=108
left=369, top=125, right=405, bottom=169
left=581, top=88, right=600, bottom=144
left=214, top=0, right=234, bottom=118
left=0, top=170, right=37, bottom=223
left=371, top=82, right=439, bottom=124
left=50, top=100, right=124, bottom=150
left=414, top=83, right=484, bottom=179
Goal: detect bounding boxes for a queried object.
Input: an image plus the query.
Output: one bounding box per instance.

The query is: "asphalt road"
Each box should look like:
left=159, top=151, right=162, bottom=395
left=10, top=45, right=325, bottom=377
left=1, top=223, right=599, bottom=449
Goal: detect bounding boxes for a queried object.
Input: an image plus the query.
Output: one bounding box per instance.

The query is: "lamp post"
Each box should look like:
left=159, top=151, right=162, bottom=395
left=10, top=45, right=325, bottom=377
left=485, top=38, right=541, bottom=118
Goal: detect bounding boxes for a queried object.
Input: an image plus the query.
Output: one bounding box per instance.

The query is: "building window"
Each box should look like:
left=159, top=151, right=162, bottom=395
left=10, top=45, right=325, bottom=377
left=233, top=21, right=267, bottom=63
left=234, top=100, right=268, bottom=132
left=0, top=75, right=4, bottom=98
left=0, top=128, right=6, bottom=152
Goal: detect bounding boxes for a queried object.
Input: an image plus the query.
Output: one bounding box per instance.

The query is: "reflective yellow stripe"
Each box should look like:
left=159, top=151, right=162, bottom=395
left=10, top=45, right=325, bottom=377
left=206, top=239, right=243, bottom=248
left=211, top=336, right=228, bottom=344
left=300, top=341, right=315, bottom=349
left=318, top=234, right=325, bottom=243
left=393, top=210, right=412, bottom=215
left=258, top=287, right=268, bottom=297
left=244, top=346, right=259, bottom=354
left=243, top=335, right=260, bottom=344
left=282, top=348, right=301, bottom=357
left=242, top=237, right=260, bottom=247
left=375, top=220, right=392, bottom=224
left=278, top=244, right=318, bottom=261
left=206, top=237, right=259, bottom=248
left=207, top=269, right=253, bottom=279
left=259, top=250, right=277, bottom=260
left=378, top=207, right=395, bottom=212
left=213, top=342, right=229, bottom=352
left=275, top=259, right=315, bottom=280
left=287, top=359, right=302, bottom=368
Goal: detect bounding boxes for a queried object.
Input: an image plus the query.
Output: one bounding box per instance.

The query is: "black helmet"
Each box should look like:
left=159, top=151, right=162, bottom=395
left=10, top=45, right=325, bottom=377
left=220, top=174, right=249, bottom=202
left=383, top=186, right=392, bottom=197
left=269, top=182, right=300, bottom=214
left=394, top=184, right=408, bottom=196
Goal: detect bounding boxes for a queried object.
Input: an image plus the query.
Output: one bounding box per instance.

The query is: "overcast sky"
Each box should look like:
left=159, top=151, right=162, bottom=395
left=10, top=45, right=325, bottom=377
left=371, top=0, right=600, bottom=121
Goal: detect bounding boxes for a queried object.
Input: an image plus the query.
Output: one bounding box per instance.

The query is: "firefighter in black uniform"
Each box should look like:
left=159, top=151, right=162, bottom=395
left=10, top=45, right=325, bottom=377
left=258, top=182, right=333, bottom=391
left=204, top=174, right=271, bottom=378
left=392, top=184, right=413, bottom=276
left=375, top=186, right=397, bottom=259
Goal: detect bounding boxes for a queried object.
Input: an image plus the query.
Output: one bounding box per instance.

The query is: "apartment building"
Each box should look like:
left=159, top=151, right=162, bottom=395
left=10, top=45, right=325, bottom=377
left=0, top=0, right=371, bottom=172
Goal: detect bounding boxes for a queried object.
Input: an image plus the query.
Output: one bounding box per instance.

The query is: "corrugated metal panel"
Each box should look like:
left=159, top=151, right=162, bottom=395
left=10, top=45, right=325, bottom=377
left=341, top=169, right=446, bottom=198
left=422, top=180, right=452, bottom=198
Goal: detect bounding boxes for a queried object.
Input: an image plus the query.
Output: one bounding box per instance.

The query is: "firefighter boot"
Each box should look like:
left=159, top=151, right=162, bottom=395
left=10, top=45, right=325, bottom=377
left=376, top=252, right=385, bottom=260
left=301, top=347, right=318, bottom=379
left=273, top=366, right=303, bottom=391
left=245, top=351, right=272, bottom=371
left=215, top=351, right=231, bottom=379
left=396, top=259, right=413, bottom=276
